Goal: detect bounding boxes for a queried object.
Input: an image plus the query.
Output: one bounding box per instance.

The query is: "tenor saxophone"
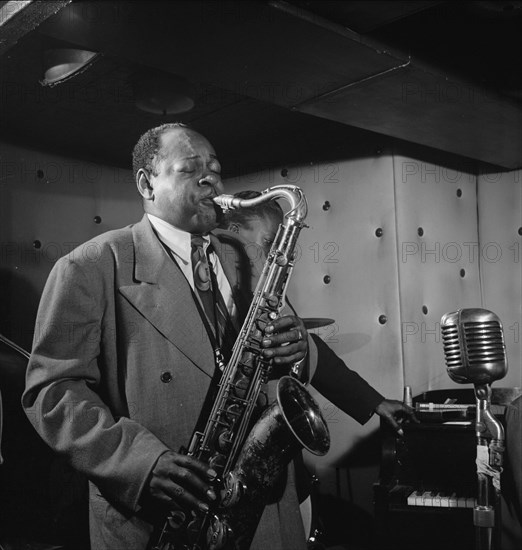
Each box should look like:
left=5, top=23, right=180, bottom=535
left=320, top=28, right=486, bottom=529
left=152, top=185, right=330, bottom=550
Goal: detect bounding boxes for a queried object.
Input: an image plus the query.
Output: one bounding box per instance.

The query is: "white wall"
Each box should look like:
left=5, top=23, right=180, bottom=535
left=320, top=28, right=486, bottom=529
left=225, top=149, right=522, bottom=513
left=0, top=141, right=141, bottom=350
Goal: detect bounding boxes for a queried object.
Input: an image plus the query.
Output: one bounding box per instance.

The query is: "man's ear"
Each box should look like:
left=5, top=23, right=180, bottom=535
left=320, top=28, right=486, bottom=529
left=136, top=169, right=154, bottom=200
left=228, top=222, right=240, bottom=234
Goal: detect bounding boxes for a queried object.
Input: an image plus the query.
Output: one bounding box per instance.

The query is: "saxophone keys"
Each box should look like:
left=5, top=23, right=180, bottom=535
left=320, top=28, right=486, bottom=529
left=275, top=253, right=288, bottom=266
left=207, top=515, right=231, bottom=550
left=217, top=429, right=233, bottom=452
left=225, top=402, right=241, bottom=422
left=232, top=375, right=249, bottom=399
left=220, top=471, right=245, bottom=508
left=209, top=454, right=226, bottom=473
left=166, top=509, right=187, bottom=530
left=266, top=294, right=279, bottom=308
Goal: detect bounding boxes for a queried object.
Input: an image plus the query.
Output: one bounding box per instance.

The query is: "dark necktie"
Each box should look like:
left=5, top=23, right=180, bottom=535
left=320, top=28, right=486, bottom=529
left=191, top=235, right=216, bottom=327
left=190, top=235, right=237, bottom=362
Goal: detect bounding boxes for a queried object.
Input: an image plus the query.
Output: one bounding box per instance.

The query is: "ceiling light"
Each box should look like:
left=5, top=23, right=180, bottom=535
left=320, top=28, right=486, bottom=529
left=40, top=48, right=100, bottom=87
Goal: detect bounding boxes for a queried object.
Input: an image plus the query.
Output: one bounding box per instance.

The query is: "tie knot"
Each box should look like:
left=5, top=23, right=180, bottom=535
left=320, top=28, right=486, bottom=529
left=191, top=234, right=206, bottom=251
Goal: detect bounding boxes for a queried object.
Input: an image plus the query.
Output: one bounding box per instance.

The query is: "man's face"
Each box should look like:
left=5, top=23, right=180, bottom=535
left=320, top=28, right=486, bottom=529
left=239, top=214, right=280, bottom=257
left=148, top=128, right=224, bottom=233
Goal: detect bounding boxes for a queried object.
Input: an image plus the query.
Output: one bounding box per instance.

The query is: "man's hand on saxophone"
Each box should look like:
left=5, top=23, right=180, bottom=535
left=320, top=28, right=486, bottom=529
left=261, top=314, right=308, bottom=375
left=144, top=451, right=218, bottom=513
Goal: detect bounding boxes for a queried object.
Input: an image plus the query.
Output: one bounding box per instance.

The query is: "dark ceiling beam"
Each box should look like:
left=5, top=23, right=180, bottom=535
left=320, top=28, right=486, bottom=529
left=268, top=0, right=504, bottom=99
left=0, top=0, right=71, bottom=56
left=269, top=0, right=522, bottom=169
left=283, top=1, right=445, bottom=34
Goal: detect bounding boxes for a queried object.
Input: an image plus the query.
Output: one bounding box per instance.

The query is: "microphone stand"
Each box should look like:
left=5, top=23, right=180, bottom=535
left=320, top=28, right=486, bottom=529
left=473, top=384, right=504, bottom=550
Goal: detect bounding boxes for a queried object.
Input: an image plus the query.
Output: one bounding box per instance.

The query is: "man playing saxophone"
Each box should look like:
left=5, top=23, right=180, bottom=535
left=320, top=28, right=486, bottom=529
left=23, top=123, right=321, bottom=550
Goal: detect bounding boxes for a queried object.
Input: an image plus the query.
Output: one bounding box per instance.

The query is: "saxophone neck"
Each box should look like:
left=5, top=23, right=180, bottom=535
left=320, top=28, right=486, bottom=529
left=213, top=185, right=308, bottom=225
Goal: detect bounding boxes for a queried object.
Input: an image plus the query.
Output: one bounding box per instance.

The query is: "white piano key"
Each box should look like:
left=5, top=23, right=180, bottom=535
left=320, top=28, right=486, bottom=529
left=405, top=488, right=475, bottom=509
left=422, top=491, right=433, bottom=506
left=415, top=491, right=425, bottom=506
left=448, top=493, right=458, bottom=507
left=457, top=495, right=467, bottom=508
left=466, top=496, right=476, bottom=508
left=439, top=493, right=450, bottom=507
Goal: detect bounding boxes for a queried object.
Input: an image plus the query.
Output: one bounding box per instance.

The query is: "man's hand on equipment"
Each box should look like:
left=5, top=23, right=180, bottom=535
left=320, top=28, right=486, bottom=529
left=375, top=399, right=419, bottom=437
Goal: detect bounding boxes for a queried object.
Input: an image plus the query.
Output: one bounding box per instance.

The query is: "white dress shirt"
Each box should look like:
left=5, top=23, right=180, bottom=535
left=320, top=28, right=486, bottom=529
left=147, top=214, right=237, bottom=320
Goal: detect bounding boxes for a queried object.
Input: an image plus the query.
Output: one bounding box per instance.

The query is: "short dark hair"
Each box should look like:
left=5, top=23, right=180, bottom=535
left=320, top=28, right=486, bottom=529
left=132, top=122, right=190, bottom=181
left=218, top=189, right=284, bottom=228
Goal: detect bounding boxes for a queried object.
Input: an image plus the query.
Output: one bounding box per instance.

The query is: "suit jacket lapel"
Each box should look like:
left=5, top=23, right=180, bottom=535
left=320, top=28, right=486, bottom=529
left=119, top=215, right=215, bottom=378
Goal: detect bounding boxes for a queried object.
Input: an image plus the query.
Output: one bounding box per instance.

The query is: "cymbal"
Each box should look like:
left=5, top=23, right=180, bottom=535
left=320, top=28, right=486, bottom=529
left=302, top=317, right=335, bottom=330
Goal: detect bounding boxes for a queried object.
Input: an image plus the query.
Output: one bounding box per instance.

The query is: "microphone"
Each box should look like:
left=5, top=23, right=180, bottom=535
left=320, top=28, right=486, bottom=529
left=442, top=309, right=507, bottom=550
left=440, top=308, right=508, bottom=386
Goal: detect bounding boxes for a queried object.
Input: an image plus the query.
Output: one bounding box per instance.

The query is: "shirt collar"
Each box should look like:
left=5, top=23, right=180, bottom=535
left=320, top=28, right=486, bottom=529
left=147, top=213, right=211, bottom=265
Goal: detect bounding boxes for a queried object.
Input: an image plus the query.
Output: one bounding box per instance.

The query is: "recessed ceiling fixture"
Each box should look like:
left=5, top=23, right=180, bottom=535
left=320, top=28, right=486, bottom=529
left=132, top=70, right=195, bottom=116
left=40, top=47, right=100, bottom=87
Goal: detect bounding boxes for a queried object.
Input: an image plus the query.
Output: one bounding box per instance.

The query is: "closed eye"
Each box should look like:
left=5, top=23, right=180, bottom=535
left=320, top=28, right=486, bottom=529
left=175, top=160, right=197, bottom=173
left=209, top=160, right=221, bottom=174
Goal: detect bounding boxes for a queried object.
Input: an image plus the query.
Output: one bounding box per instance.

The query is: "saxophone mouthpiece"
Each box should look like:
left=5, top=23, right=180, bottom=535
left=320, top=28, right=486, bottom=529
left=213, top=194, right=237, bottom=213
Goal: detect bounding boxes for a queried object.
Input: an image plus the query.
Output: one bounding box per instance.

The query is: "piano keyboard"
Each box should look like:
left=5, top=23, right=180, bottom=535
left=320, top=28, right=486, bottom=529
left=406, top=490, right=476, bottom=508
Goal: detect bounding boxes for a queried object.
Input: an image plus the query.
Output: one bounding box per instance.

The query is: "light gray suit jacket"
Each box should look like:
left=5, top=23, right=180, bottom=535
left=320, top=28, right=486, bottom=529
left=23, top=215, right=317, bottom=550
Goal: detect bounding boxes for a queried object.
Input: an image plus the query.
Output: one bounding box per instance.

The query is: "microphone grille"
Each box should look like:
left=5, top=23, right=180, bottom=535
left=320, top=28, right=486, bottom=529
left=441, top=324, right=460, bottom=364
left=441, top=313, right=465, bottom=382
left=462, top=320, right=505, bottom=365
left=441, top=309, right=508, bottom=385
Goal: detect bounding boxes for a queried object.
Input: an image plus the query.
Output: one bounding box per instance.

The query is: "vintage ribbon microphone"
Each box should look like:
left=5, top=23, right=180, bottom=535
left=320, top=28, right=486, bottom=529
left=441, top=309, right=507, bottom=550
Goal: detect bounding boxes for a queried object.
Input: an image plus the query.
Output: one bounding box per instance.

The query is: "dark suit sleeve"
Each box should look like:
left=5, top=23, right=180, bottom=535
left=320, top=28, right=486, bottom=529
left=310, top=333, right=384, bottom=425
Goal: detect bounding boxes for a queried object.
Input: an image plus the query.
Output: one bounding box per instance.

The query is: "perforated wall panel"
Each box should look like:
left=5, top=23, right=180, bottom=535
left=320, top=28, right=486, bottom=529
left=478, top=169, right=522, bottom=389
left=0, top=142, right=139, bottom=349
left=393, top=153, right=482, bottom=394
